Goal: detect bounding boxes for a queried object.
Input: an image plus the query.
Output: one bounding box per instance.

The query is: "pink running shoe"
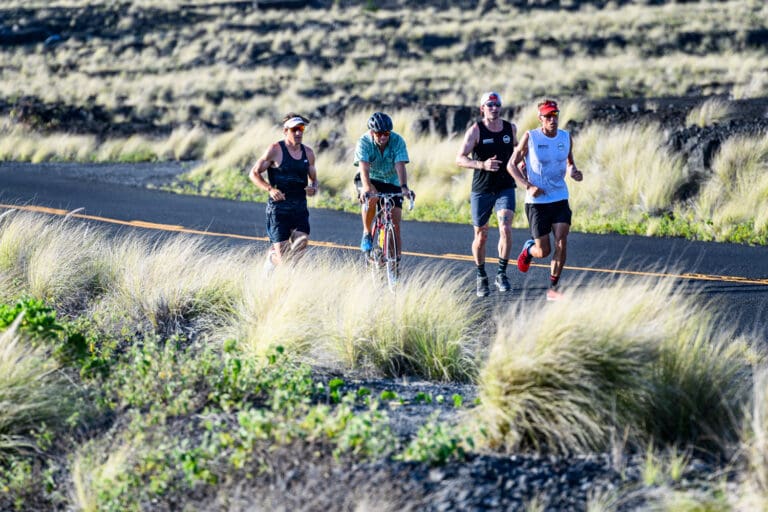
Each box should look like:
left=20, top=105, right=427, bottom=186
left=546, top=288, right=564, bottom=302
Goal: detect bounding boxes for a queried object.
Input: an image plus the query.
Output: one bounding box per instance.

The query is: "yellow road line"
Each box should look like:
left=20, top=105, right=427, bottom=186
left=3, top=203, right=767, bottom=286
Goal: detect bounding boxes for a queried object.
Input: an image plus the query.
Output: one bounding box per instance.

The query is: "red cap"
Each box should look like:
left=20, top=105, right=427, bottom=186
left=538, top=101, right=559, bottom=116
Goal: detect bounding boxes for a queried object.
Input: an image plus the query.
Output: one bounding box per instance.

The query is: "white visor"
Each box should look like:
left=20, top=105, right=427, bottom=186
left=283, top=117, right=307, bottom=129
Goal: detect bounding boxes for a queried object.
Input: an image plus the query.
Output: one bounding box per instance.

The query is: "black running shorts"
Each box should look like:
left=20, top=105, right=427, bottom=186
left=525, top=199, right=572, bottom=238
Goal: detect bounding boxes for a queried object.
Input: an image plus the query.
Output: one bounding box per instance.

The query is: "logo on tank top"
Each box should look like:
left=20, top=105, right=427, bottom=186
left=557, top=143, right=565, bottom=151
left=482, top=138, right=494, bottom=144
left=503, top=135, right=511, bottom=144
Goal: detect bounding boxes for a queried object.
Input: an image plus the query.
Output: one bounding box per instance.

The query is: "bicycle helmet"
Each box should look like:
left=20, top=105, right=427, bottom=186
left=367, top=112, right=393, bottom=132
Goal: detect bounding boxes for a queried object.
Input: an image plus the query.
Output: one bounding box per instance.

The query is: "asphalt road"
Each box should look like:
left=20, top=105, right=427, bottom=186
left=2, top=162, right=767, bottom=337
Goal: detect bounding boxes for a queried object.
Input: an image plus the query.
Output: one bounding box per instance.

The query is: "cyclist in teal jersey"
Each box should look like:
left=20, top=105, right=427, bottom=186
left=249, top=113, right=318, bottom=269
left=354, top=112, right=414, bottom=262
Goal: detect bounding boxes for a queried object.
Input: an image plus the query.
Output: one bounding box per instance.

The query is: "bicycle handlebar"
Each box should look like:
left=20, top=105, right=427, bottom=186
left=362, top=192, right=415, bottom=212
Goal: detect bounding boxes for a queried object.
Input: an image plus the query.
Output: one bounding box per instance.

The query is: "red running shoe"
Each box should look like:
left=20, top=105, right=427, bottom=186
left=517, top=239, right=535, bottom=273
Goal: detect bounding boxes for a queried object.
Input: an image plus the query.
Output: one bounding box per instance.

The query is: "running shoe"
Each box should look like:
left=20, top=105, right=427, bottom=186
left=517, top=239, right=535, bottom=273
left=495, top=273, right=510, bottom=292
left=546, top=288, right=564, bottom=302
left=360, top=233, right=373, bottom=252
left=263, top=249, right=276, bottom=274
left=476, top=276, right=490, bottom=297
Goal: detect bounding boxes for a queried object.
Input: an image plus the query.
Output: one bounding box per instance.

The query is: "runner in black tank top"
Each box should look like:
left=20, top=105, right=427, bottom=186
left=249, top=113, right=318, bottom=269
left=456, top=92, right=519, bottom=297
left=268, top=141, right=310, bottom=205
left=472, top=120, right=516, bottom=194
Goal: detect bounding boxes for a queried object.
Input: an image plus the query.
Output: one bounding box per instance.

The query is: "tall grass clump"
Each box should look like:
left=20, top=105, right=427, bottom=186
left=0, top=211, right=109, bottom=310
left=25, top=217, right=109, bottom=313
left=160, top=125, right=209, bottom=161
left=739, top=368, right=768, bottom=510
left=233, top=252, right=479, bottom=381
left=686, top=97, right=735, bottom=128
left=692, top=133, right=768, bottom=242
left=572, top=123, right=686, bottom=221
left=98, top=234, right=245, bottom=339
left=0, top=317, right=78, bottom=459
left=475, top=276, right=757, bottom=454
left=0, top=211, right=52, bottom=301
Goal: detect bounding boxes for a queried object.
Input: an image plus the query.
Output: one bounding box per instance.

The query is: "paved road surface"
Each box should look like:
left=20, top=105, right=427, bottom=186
left=2, top=162, right=767, bottom=337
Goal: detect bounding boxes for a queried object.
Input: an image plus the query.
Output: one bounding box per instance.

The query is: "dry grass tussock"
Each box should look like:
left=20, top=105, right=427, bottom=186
left=97, top=233, right=246, bottom=339
left=572, top=122, right=686, bottom=217
left=70, top=437, right=134, bottom=512
left=693, top=133, right=768, bottom=237
left=0, top=211, right=109, bottom=312
left=739, top=368, right=768, bottom=511
left=1, top=212, right=479, bottom=381
left=475, top=275, right=759, bottom=454
left=232, top=251, right=481, bottom=381
left=0, top=317, right=78, bottom=459
left=686, top=97, right=736, bottom=128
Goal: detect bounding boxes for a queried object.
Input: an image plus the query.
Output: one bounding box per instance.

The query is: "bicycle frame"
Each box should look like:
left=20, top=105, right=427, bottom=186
left=362, top=192, right=414, bottom=289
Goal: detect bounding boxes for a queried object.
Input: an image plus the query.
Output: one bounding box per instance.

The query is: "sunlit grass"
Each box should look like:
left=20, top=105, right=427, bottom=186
left=572, top=122, right=686, bottom=217
left=0, top=211, right=109, bottom=311
left=1, top=206, right=768, bottom=508
left=686, top=97, right=736, bottom=128
left=739, top=368, right=768, bottom=511
left=475, top=276, right=758, bottom=454
left=99, top=233, right=243, bottom=338
left=233, top=251, right=479, bottom=381
left=0, top=318, right=78, bottom=459
left=693, top=133, right=768, bottom=240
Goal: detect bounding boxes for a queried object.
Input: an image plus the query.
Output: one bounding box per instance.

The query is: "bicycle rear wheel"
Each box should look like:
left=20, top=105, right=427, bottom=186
left=383, top=223, right=398, bottom=289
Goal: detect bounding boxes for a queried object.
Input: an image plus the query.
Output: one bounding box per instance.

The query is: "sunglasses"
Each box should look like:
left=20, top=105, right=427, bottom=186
left=373, top=130, right=390, bottom=137
left=484, top=102, right=501, bottom=107
left=541, top=111, right=560, bottom=119
left=289, top=125, right=305, bottom=133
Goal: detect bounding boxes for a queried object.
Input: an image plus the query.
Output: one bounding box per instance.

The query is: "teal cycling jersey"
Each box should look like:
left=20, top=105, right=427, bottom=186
left=353, top=131, right=409, bottom=186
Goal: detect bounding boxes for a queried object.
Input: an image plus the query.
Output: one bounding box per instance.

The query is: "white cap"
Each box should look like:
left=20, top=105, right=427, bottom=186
left=480, top=92, right=502, bottom=106
left=283, top=116, right=308, bottom=128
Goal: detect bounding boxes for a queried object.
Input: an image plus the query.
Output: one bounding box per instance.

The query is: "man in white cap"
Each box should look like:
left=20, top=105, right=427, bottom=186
left=456, top=92, right=519, bottom=297
left=507, top=99, right=583, bottom=301
left=249, top=112, right=318, bottom=269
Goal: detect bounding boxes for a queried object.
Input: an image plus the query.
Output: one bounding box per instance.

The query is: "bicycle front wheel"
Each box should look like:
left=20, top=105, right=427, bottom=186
left=383, top=223, right=398, bottom=289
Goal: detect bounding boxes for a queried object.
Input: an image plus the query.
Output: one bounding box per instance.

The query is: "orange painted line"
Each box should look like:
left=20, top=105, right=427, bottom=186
left=3, top=203, right=767, bottom=286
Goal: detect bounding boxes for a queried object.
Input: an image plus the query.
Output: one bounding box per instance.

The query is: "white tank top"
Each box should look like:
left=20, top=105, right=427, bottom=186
left=524, top=128, right=571, bottom=204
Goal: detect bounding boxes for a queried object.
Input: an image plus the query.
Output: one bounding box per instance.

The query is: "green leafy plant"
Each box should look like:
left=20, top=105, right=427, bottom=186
left=398, top=414, right=473, bottom=466
left=0, top=298, right=61, bottom=340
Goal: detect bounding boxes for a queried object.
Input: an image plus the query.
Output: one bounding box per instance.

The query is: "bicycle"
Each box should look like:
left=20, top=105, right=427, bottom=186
left=362, top=191, right=414, bottom=290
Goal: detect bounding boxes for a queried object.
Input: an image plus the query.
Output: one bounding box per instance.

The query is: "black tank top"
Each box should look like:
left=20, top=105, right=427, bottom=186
left=268, top=141, right=309, bottom=202
left=471, top=120, right=516, bottom=193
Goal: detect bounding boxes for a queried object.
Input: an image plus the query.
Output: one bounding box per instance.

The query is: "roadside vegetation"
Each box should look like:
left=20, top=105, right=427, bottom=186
left=1, top=1, right=768, bottom=244
left=1, top=210, right=768, bottom=509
